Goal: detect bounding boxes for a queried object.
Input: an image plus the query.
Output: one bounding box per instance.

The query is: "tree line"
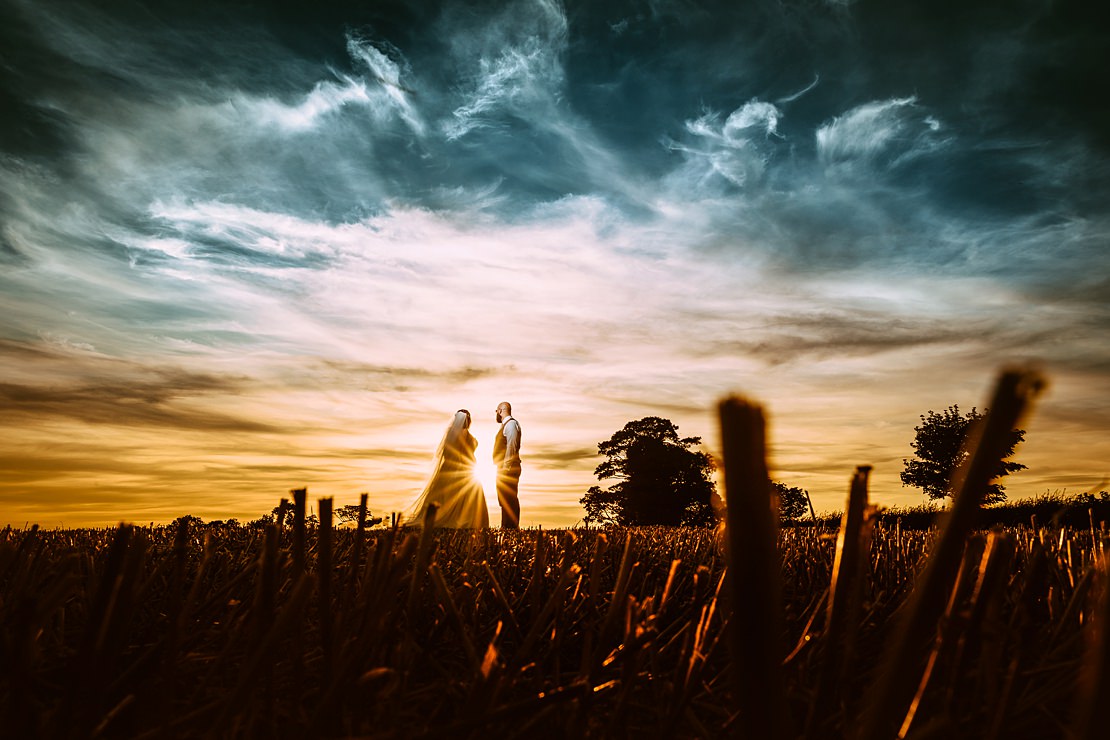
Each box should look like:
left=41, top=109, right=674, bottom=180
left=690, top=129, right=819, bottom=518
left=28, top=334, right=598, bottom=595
left=580, top=405, right=1026, bottom=526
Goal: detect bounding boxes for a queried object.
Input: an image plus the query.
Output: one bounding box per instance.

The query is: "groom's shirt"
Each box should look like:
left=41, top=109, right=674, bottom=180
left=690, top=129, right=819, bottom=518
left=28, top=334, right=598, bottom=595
left=496, top=417, right=522, bottom=468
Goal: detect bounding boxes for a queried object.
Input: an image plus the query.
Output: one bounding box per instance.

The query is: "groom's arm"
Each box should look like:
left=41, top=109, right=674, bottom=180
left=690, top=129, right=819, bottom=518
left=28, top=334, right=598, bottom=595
left=503, top=420, right=521, bottom=466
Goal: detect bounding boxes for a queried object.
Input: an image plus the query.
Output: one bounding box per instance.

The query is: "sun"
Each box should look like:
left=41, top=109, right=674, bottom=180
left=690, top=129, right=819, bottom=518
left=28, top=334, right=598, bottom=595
left=475, top=459, right=499, bottom=502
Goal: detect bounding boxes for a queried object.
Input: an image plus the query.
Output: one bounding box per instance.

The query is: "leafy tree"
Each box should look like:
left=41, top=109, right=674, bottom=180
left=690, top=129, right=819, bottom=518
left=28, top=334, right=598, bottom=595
left=773, top=482, right=811, bottom=522
left=581, top=416, right=716, bottom=526
left=171, top=514, right=203, bottom=529
left=270, top=502, right=319, bottom=527
left=715, top=482, right=810, bottom=523
left=335, top=503, right=384, bottom=527
left=1074, top=490, right=1110, bottom=508
left=272, top=502, right=294, bottom=526
left=900, top=405, right=1026, bottom=504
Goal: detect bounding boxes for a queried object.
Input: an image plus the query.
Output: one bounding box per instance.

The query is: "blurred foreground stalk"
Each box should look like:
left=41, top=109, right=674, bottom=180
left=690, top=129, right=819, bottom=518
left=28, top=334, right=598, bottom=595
left=719, top=396, right=788, bottom=740
left=857, top=368, right=1045, bottom=740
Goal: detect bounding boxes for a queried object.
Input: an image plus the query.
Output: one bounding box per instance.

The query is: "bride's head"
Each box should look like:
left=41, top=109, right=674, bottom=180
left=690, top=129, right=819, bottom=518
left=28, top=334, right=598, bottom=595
left=438, top=409, right=473, bottom=457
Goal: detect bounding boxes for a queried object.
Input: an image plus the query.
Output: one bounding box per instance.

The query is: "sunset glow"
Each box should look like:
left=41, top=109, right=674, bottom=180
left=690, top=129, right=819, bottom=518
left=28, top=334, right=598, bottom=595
left=2, top=1, right=1108, bottom=528
left=476, top=459, right=501, bottom=515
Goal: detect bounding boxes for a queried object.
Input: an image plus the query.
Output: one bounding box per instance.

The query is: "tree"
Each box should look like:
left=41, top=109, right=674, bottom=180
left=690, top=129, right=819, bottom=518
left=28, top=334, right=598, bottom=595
left=335, top=504, right=384, bottom=527
left=715, top=482, right=810, bottom=523
left=901, top=405, right=1026, bottom=504
left=580, top=417, right=716, bottom=526
left=270, top=502, right=319, bottom=527
left=272, top=502, right=294, bottom=526
left=773, top=482, right=811, bottom=522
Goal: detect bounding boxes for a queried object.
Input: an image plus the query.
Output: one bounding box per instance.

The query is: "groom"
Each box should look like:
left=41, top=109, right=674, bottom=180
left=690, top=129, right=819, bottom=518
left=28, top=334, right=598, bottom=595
left=493, top=401, right=522, bottom=528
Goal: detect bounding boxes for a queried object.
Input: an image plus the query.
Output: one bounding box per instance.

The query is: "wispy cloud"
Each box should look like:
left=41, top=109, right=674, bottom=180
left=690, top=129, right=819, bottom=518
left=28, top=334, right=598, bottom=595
left=816, top=97, right=944, bottom=172
left=442, top=0, right=568, bottom=139
left=675, top=99, right=784, bottom=188
left=1, top=0, right=1108, bottom=526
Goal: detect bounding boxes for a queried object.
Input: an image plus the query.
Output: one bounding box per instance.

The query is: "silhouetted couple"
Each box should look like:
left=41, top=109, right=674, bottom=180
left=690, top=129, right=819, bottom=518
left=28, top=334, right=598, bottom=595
left=404, top=402, right=522, bottom=529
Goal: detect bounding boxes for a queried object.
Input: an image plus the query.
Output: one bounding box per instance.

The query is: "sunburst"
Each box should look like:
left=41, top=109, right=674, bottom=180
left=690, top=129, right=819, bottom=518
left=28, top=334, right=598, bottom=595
left=475, top=459, right=499, bottom=505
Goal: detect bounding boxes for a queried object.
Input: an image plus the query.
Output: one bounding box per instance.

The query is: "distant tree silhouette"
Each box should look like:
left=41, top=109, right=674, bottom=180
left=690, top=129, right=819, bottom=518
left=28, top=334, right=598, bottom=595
left=901, top=405, right=1026, bottom=504
left=773, top=482, right=811, bottom=522
left=335, top=503, right=384, bottom=527
left=713, top=481, right=810, bottom=523
left=171, top=514, right=203, bottom=529
left=581, top=417, right=716, bottom=526
left=272, top=502, right=294, bottom=526
left=269, top=502, right=319, bottom=527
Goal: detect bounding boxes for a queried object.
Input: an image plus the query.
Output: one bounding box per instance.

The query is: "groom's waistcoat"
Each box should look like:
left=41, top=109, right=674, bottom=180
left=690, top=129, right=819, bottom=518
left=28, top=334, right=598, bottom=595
left=493, top=422, right=507, bottom=463
left=493, top=420, right=521, bottom=467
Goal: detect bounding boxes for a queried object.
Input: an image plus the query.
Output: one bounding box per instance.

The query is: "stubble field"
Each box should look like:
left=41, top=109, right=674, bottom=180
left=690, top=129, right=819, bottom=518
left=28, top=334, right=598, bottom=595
left=2, top=505, right=1108, bottom=739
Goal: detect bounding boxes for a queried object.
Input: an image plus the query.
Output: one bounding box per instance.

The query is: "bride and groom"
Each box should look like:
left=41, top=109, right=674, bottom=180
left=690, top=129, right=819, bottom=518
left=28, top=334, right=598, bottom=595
left=404, top=402, right=522, bottom=529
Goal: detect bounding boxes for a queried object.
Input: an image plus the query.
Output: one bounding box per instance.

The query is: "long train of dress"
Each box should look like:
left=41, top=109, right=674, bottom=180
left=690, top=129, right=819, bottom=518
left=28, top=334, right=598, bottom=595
left=405, top=426, right=489, bottom=528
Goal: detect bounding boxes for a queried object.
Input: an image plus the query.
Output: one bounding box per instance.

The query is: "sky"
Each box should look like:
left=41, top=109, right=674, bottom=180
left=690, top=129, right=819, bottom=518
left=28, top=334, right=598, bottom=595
left=2, top=0, right=1108, bottom=528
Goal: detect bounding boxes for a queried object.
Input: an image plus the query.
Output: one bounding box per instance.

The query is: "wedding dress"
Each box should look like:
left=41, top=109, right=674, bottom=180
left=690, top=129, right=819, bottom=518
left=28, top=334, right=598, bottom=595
left=404, top=410, right=489, bottom=528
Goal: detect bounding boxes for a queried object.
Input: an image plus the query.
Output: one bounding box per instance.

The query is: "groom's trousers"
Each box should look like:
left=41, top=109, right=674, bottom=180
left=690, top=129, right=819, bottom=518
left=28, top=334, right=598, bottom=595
left=497, top=463, right=521, bottom=529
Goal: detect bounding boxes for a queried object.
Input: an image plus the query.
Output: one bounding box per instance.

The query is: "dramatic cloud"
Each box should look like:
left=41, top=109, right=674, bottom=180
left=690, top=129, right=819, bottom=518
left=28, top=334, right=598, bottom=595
left=2, top=0, right=1108, bottom=527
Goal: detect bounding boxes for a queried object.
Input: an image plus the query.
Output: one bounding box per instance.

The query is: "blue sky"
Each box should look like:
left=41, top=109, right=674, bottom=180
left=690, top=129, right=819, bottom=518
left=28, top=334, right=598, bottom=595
left=2, top=0, right=1108, bottom=527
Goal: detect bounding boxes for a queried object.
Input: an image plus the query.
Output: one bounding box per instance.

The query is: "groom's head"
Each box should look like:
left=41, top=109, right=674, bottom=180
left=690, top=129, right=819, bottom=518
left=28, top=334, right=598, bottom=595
left=496, top=402, right=511, bottom=423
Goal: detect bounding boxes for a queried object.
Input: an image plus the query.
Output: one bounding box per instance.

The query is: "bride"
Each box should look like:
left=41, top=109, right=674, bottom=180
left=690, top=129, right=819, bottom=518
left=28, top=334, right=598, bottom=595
left=403, top=409, right=489, bottom=528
